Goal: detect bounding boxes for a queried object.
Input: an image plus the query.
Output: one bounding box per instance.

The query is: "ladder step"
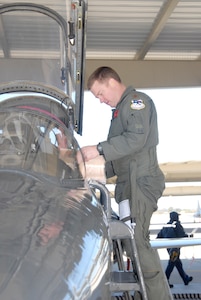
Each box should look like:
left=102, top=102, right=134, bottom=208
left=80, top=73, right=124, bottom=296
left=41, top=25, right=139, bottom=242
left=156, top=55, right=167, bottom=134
left=109, top=219, right=148, bottom=299
left=110, top=220, right=134, bottom=240
left=110, top=271, right=141, bottom=292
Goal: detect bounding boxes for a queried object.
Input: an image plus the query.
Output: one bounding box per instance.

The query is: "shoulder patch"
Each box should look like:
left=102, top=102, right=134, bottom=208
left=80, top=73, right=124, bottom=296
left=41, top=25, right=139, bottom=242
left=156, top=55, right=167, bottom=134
left=130, top=99, right=145, bottom=110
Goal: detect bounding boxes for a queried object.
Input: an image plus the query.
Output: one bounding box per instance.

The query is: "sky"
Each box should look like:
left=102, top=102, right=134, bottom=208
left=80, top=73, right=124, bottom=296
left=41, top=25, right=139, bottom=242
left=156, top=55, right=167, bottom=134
left=75, top=87, right=201, bottom=211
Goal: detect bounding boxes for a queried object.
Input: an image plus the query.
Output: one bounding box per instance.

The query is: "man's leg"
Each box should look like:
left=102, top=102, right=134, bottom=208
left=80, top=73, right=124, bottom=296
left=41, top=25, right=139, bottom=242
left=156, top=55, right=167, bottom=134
left=165, top=259, right=175, bottom=287
left=165, top=259, right=175, bottom=279
left=175, top=258, right=192, bottom=284
left=134, top=186, right=173, bottom=300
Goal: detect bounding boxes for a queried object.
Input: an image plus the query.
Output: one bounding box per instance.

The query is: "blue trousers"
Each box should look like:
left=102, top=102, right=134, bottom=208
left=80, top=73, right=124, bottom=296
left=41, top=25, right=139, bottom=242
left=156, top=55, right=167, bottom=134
left=165, top=255, right=188, bottom=283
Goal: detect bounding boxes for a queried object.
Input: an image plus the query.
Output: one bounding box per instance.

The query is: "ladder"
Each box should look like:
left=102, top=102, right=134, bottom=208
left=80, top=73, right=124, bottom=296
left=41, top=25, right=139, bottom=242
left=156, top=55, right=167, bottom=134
left=88, top=180, right=148, bottom=300
left=109, top=219, right=148, bottom=300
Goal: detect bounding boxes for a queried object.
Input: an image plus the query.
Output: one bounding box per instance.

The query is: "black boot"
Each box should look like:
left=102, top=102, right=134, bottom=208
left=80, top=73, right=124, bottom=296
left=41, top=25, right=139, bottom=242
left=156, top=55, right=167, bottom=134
left=168, top=280, right=174, bottom=288
left=169, top=283, right=174, bottom=288
left=184, top=276, right=193, bottom=285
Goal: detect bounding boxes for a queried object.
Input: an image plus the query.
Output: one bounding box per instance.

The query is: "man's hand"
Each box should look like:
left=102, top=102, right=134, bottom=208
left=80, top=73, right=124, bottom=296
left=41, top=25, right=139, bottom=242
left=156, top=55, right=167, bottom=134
left=54, top=127, right=67, bottom=149
left=81, top=145, right=99, bottom=162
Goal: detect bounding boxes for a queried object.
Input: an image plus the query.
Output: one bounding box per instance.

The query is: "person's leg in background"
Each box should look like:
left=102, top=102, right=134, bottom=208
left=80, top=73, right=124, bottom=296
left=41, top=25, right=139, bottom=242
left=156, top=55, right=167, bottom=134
left=165, top=259, right=175, bottom=288
left=175, top=257, right=193, bottom=285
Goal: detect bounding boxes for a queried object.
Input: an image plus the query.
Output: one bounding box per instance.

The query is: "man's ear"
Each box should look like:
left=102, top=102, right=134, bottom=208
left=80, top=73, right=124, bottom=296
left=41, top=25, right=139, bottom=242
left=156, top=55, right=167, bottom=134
left=108, top=77, right=116, bottom=87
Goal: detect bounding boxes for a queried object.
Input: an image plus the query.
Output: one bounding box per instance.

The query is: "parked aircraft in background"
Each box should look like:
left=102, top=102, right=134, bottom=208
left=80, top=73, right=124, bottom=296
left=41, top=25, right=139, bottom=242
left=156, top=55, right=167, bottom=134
left=194, top=201, right=201, bottom=220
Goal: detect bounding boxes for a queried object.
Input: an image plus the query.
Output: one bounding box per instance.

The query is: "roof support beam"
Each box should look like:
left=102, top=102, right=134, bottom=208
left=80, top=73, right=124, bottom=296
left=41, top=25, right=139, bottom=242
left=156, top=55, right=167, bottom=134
left=108, top=186, right=201, bottom=197
left=85, top=59, right=201, bottom=89
left=106, top=161, right=201, bottom=196
left=135, top=0, right=180, bottom=60
left=160, top=161, right=201, bottom=183
left=163, top=186, right=201, bottom=197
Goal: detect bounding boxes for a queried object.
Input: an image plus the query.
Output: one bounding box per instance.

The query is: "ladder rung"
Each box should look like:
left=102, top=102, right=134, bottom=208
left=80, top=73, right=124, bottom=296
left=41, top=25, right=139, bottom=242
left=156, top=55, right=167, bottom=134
left=109, top=219, right=148, bottom=300
left=110, top=271, right=140, bottom=292
left=111, top=271, right=137, bottom=283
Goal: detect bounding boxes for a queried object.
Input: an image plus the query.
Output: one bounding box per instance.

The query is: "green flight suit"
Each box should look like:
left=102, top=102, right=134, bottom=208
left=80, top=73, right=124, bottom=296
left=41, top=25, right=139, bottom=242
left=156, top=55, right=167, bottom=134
left=101, top=86, right=172, bottom=300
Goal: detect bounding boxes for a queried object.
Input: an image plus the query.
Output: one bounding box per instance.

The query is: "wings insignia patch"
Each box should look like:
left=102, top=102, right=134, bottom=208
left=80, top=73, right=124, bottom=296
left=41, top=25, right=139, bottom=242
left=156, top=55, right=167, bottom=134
left=130, top=99, right=145, bottom=110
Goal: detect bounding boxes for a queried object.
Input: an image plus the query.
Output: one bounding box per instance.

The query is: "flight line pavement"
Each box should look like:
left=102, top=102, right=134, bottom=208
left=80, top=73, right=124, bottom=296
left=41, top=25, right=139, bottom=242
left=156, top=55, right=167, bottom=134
left=112, top=245, right=201, bottom=298
left=158, top=246, right=201, bottom=295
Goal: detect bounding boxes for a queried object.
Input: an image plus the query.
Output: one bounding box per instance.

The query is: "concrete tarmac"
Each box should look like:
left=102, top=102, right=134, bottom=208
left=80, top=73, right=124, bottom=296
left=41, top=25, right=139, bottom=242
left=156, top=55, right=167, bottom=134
left=158, top=246, right=201, bottom=296
left=112, top=246, right=201, bottom=299
left=150, top=214, right=201, bottom=297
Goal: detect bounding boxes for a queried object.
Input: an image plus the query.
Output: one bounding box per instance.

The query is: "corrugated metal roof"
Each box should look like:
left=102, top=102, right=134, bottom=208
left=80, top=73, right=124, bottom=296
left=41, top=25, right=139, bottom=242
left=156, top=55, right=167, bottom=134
left=0, top=0, right=201, bottom=88
left=86, top=0, right=201, bottom=61
left=0, top=0, right=201, bottom=61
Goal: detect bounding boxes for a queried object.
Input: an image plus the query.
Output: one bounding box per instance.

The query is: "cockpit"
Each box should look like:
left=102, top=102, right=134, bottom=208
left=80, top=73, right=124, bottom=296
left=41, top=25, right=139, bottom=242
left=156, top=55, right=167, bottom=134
left=0, top=106, right=84, bottom=185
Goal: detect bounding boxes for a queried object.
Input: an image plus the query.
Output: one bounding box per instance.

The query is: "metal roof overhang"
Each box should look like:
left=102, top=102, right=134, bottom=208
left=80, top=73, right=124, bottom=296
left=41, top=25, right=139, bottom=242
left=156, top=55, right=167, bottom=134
left=85, top=0, right=201, bottom=89
left=107, top=161, right=201, bottom=196
left=0, top=0, right=201, bottom=88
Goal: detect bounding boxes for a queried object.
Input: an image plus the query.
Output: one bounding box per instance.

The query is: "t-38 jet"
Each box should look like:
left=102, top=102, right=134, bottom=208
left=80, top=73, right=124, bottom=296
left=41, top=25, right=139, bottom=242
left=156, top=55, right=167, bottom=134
left=0, top=1, right=114, bottom=299
left=0, top=2, right=200, bottom=300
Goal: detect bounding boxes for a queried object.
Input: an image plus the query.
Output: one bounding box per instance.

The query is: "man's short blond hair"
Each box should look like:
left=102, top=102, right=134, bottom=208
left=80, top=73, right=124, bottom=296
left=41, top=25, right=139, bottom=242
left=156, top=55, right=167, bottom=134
left=87, top=66, right=121, bottom=90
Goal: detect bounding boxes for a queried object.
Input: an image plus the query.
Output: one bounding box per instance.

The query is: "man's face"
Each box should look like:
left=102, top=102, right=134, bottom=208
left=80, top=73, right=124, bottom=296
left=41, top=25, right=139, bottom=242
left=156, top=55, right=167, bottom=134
left=90, top=79, right=119, bottom=108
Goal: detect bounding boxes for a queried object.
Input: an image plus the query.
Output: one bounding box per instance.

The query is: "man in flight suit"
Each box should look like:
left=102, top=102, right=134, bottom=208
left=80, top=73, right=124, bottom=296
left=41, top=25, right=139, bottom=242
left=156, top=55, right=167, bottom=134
left=80, top=66, right=172, bottom=299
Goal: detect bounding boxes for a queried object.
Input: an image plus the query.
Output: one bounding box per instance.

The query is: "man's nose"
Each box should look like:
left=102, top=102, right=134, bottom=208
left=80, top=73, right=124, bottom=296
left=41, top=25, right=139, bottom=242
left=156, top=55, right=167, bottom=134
left=99, top=96, right=105, bottom=103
